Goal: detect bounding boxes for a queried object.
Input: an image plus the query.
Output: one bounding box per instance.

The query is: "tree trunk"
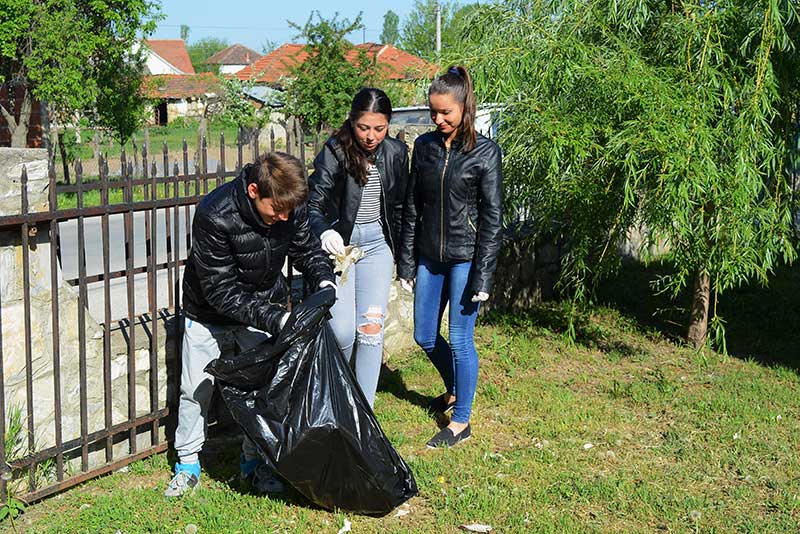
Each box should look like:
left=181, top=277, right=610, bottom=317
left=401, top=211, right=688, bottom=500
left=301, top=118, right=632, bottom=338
left=58, top=131, right=71, bottom=184
left=0, top=88, right=32, bottom=148
left=196, top=116, right=207, bottom=173
left=132, top=134, right=139, bottom=176
left=686, top=270, right=710, bottom=348
left=93, top=128, right=100, bottom=159
left=74, top=113, right=82, bottom=144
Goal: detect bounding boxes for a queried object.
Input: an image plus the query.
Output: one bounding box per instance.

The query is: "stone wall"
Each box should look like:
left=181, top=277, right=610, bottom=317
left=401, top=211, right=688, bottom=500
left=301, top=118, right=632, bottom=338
left=166, top=98, right=206, bottom=123
left=484, top=226, right=563, bottom=314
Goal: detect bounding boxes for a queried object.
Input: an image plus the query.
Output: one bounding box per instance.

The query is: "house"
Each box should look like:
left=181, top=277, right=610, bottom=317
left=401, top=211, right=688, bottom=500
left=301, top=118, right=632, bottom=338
left=138, top=39, right=195, bottom=75
left=205, top=44, right=261, bottom=74
left=142, top=73, right=220, bottom=125
left=234, top=43, right=437, bottom=86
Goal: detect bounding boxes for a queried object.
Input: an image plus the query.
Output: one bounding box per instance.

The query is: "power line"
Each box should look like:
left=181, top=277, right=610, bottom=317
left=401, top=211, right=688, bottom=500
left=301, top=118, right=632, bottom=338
left=159, top=24, right=381, bottom=32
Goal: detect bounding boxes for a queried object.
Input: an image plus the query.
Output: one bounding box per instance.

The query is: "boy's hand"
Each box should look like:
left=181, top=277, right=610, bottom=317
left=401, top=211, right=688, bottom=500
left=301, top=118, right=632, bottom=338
left=319, top=280, right=337, bottom=296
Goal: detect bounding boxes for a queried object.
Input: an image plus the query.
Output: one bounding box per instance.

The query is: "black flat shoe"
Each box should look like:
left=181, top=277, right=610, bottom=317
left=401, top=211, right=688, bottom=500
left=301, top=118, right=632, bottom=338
left=426, top=394, right=456, bottom=414
left=426, top=425, right=471, bottom=448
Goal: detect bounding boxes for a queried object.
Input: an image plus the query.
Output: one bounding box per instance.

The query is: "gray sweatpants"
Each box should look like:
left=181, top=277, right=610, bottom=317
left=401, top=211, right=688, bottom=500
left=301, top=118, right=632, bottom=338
left=174, top=317, right=271, bottom=465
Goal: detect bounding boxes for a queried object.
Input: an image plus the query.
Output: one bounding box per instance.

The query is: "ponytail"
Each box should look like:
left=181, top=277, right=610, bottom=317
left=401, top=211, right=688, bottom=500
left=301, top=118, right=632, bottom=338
left=428, top=65, right=477, bottom=152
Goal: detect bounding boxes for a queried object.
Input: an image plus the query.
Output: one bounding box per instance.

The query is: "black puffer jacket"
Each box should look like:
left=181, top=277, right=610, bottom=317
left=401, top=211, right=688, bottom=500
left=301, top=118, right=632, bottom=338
left=307, top=136, right=410, bottom=256
left=398, top=131, right=503, bottom=295
left=182, top=167, right=334, bottom=334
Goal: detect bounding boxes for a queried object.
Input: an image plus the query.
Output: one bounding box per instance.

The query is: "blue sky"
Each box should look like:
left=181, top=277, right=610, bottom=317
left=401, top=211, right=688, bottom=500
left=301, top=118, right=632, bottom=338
left=150, top=0, right=418, bottom=52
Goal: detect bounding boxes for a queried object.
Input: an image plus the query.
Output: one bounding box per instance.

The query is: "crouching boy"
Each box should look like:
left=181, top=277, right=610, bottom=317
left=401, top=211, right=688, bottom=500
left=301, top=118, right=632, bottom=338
left=166, top=152, right=334, bottom=497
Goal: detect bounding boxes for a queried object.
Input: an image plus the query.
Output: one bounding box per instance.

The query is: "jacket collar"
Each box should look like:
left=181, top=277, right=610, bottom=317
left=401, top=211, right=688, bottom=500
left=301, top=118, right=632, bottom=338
left=436, top=130, right=464, bottom=151
left=233, top=166, right=273, bottom=231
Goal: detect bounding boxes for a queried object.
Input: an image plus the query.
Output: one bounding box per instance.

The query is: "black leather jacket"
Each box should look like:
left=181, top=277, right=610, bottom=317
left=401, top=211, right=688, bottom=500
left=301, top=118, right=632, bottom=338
left=182, top=167, right=334, bottom=334
left=398, top=131, right=503, bottom=295
left=307, top=136, right=410, bottom=256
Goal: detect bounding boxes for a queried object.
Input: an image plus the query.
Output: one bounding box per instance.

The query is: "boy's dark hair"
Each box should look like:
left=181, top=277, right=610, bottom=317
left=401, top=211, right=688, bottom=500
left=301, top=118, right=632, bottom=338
left=333, top=87, right=393, bottom=185
left=248, top=151, right=308, bottom=211
left=428, top=65, right=477, bottom=153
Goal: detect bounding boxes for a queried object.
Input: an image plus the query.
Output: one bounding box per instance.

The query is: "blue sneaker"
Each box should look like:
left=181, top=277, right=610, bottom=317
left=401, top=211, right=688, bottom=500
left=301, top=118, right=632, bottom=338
left=240, top=455, right=284, bottom=494
left=164, top=462, right=200, bottom=497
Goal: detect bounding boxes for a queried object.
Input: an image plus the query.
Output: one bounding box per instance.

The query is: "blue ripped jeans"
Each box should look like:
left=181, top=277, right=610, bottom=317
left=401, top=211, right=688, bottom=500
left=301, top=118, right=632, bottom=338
left=413, top=256, right=480, bottom=424
left=328, top=221, right=394, bottom=408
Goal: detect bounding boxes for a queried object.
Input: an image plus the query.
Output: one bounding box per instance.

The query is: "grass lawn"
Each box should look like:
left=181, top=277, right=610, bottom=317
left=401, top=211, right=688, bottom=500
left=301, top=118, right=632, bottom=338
left=68, top=120, right=242, bottom=164
left=7, top=265, right=800, bottom=533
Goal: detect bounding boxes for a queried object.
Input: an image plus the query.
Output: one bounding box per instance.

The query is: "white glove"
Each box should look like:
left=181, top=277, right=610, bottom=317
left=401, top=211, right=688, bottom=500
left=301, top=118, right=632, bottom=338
left=399, top=278, right=414, bottom=294
left=279, top=311, right=290, bottom=330
left=320, top=229, right=345, bottom=256
left=471, top=292, right=489, bottom=303
left=319, top=280, right=337, bottom=295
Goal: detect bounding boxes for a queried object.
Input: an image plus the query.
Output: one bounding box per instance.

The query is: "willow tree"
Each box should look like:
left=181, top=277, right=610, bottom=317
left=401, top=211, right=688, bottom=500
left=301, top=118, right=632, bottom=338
left=459, top=0, right=800, bottom=348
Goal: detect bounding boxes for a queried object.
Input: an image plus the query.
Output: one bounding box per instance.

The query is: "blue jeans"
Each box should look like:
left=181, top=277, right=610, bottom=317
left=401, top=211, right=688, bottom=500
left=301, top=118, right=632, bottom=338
left=413, top=256, right=480, bottom=424
left=328, top=221, right=394, bottom=408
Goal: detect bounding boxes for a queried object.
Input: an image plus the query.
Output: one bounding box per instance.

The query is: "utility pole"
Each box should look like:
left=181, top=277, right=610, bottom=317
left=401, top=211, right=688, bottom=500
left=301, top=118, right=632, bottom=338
left=435, top=2, right=441, bottom=56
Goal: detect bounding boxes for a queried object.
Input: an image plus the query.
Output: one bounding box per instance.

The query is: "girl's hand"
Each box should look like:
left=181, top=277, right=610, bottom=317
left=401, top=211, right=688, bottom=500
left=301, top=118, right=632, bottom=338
left=320, top=229, right=345, bottom=256
left=471, top=292, right=489, bottom=303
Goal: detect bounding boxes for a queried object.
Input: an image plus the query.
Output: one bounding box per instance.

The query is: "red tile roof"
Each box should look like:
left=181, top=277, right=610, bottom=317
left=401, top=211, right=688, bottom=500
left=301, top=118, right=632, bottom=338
left=206, top=44, right=261, bottom=65
left=358, top=43, right=438, bottom=80
left=144, top=39, right=195, bottom=74
left=235, top=44, right=306, bottom=84
left=142, top=74, right=220, bottom=99
left=235, top=43, right=437, bottom=84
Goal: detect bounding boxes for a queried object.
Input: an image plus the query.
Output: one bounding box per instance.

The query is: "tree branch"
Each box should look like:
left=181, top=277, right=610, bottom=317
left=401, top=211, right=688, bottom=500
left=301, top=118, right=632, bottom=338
left=0, top=101, right=18, bottom=129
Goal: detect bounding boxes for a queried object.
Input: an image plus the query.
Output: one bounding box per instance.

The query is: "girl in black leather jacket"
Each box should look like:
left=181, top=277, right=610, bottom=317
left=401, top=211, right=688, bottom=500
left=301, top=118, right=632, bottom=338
left=397, top=66, right=503, bottom=448
left=308, top=88, right=411, bottom=408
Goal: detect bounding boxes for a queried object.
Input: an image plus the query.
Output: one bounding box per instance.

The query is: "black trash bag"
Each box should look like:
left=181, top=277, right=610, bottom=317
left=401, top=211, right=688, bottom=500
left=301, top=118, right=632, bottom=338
left=205, top=287, right=418, bottom=516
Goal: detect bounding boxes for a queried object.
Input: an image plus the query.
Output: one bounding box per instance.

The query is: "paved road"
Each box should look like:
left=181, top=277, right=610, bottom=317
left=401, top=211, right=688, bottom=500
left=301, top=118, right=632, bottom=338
left=58, top=207, right=194, bottom=323
left=58, top=203, right=297, bottom=325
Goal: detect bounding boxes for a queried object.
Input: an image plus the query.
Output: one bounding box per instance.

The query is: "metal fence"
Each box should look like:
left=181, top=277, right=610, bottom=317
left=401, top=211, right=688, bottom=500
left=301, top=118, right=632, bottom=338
left=0, top=127, right=316, bottom=503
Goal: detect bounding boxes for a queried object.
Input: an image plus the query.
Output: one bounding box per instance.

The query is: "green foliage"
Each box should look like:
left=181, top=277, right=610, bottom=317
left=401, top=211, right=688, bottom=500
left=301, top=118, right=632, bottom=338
left=187, top=36, right=228, bottom=74
left=0, top=0, right=32, bottom=78
left=285, top=12, right=374, bottom=133
left=380, top=10, right=400, bottom=45
left=59, top=129, right=80, bottom=165
left=216, top=76, right=267, bottom=135
left=458, top=0, right=800, bottom=347
left=96, top=50, right=149, bottom=144
left=261, top=40, right=277, bottom=54
left=4, top=406, right=25, bottom=462
left=0, top=0, right=160, bottom=143
left=399, top=0, right=477, bottom=59
left=0, top=497, right=27, bottom=532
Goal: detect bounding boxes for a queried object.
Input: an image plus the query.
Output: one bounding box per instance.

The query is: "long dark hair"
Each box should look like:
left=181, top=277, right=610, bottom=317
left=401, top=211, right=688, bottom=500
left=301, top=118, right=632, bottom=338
left=428, top=65, right=477, bottom=152
left=332, top=87, right=392, bottom=185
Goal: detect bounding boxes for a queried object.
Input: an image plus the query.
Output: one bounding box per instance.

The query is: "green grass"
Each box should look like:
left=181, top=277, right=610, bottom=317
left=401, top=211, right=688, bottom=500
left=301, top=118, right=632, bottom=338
left=55, top=179, right=206, bottom=210
left=10, top=283, right=800, bottom=533
left=68, top=119, right=241, bottom=164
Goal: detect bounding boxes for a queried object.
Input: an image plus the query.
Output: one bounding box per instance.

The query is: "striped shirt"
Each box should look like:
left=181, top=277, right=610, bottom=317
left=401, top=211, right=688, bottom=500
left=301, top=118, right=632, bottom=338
left=355, top=164, right=382, bottom=224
